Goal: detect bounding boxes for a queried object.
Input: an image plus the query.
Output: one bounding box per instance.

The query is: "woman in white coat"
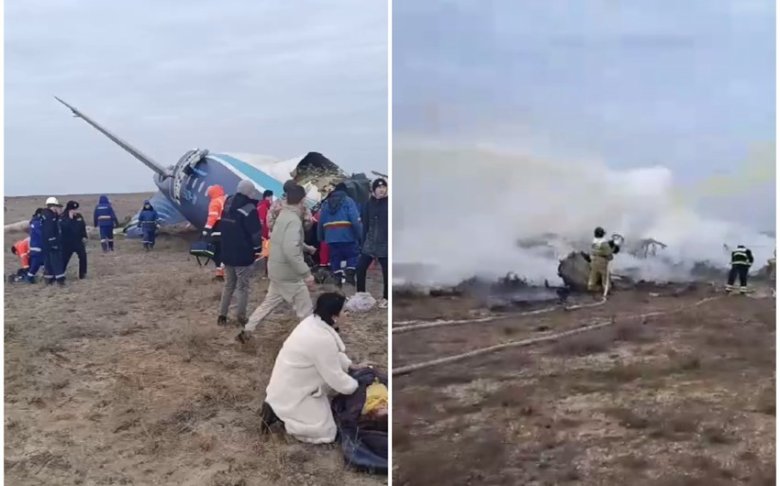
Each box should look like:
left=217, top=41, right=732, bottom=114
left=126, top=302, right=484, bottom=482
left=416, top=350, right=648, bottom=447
left=264, top=292, right=359, bottom=444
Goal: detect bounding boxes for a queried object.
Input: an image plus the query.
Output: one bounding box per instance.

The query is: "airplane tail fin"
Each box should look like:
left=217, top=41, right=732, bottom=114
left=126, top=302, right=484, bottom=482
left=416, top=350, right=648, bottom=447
left=54, top=97, right=169, bottom=177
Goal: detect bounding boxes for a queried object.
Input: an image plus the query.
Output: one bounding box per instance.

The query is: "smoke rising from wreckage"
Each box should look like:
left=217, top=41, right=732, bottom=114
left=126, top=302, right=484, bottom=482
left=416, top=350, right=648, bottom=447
left=394, top=145, right=776, bottom=290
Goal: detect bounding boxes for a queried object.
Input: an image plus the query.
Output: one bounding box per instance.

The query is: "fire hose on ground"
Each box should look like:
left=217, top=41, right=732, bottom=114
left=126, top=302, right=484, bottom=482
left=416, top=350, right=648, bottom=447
left=393, top=295, right=722, bottom=376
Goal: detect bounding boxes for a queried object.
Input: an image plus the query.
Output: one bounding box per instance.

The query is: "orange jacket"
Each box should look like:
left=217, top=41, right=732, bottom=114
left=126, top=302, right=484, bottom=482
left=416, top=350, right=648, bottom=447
left=13, top=237, right=31, bottom=268
left=205, top=185, right=227, bottom=231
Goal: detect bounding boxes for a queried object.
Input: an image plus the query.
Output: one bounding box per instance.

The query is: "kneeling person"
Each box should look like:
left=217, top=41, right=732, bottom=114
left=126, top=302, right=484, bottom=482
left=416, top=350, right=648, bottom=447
left=9, top=237, right=31, bottom=282
left=263, top=292, right=358, bottom=443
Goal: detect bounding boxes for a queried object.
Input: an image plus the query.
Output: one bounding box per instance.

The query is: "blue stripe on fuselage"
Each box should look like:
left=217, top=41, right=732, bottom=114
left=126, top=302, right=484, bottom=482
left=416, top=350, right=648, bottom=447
left=212, top=153, right=285, bottom=196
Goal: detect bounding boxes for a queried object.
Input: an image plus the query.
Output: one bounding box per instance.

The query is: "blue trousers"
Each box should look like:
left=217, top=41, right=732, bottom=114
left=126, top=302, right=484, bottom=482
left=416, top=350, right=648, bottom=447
left=142, top=226, right=157, bottom=248
left=27, top=252, right=44, bottom=280
left=328, top=242, right=359, bottom=274
left=99, top=225, right=114, bottom=251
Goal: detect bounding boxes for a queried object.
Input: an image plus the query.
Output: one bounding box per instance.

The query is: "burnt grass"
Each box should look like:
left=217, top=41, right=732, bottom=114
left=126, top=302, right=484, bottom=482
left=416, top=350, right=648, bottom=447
left=393, top=286, right=775, bottom=485
left=5, top=194, right=387, bottom=486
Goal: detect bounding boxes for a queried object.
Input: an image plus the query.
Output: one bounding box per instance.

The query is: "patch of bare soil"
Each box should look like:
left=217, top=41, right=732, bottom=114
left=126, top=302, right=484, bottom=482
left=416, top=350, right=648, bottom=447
left=393, top=283, right=775, bottom=485
left=5, top=194, right=388, bottom=486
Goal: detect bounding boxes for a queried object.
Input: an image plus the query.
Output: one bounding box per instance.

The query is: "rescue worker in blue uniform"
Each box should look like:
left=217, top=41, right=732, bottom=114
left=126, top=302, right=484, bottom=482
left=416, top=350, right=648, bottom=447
left=317, top=182, right=363, bottom=287
left=93, top=195, right=119, bottom=252
left=137, top=200, right=159, bottom=250
left=41, top=197, right=66, bottom=286
left=27, top=209, right=45, bottom=283
left=726, top=244, right=754, bottom=294
left=61, top=200, right=88, bottom=279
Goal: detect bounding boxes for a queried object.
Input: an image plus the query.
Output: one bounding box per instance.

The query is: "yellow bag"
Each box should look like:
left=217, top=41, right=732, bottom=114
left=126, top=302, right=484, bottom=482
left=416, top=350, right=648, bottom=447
left=361, top=378, right=388, bottom=416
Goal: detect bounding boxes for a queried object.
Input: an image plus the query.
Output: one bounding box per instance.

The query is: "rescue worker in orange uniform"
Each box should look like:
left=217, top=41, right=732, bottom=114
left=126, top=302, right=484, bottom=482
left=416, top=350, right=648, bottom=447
left=9, top=237, right=32, bottom=282
left=204, top=184, right=227, bottom=280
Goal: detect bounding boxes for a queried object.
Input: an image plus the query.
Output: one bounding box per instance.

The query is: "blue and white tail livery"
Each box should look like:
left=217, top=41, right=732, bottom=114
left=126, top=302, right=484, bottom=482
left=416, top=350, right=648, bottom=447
left=55, top=97, right=351, bottom=238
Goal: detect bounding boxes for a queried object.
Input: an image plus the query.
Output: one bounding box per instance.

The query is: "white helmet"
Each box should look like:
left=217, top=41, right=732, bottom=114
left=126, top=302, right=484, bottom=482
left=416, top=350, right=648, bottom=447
left=45, top=197, right=61, bottom=207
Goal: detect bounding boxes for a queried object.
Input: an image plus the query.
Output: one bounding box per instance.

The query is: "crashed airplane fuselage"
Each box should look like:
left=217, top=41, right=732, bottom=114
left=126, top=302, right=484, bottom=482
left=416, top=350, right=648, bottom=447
left=55, top=97, right=369, bottom=238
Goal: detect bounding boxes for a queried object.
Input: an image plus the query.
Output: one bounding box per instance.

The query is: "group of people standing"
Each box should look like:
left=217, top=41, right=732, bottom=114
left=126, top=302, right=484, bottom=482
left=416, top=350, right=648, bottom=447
left=209, top=176, right=388, bottom=444
left=10, top=197, right=91, bottom=285
left=9, top=195, right=161, bottom=285
left=208, top=176, right=389, bottom=344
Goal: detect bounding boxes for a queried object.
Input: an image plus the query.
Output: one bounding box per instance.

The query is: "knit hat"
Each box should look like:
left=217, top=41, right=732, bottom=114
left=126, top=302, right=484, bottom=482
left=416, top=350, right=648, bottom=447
left=65, top=200, right=80, bottom=211
left=286, top=183, right=306, bottom=205
left=372, top=178, right=387, bottom=191
left=237, top=180, right=259, bottom=199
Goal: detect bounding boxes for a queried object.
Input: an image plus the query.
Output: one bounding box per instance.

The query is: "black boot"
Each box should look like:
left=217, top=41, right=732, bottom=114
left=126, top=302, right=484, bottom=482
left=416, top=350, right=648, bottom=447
left=345, top=268, right=356, bottom=286
left=217, top=315, right=228, bottom=326
left=259, top=401, right=282, bottom=434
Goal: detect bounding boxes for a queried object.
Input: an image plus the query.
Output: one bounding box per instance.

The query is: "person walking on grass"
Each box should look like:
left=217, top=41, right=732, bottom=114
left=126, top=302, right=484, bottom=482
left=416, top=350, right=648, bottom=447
left=317, top=182, right=362, bottom=287
left=137, top=200, right=160, bottom=251
left=217, top=180, right=263, bottom=327
left=355, top=178, right=389, bottom=308
left=93, top=195, right=119, bottom=252
left=238, top=183, right=315, bottom=343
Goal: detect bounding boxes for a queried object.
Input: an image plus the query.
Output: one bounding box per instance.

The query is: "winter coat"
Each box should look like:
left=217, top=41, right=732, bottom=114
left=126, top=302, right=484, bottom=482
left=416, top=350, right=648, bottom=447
left=41, top=208, right=63, bottom=252
left=219, top=193, right=262, bottom=267
left=29, top=215, right=43, bottom=253
left=268, top=205, right=311, bottom=282
left=93, top=195, right=119, bottom=229
left=60, top=212, right=88, bottom=248
left=138, top=201, right=159, bottom=229
left=361, top=196, right=388, bottom=258
left=265, top=314, right=359, bottom=444
left=257, top=198, right=272, bottom=240
left=317, top=190, right=362, bottom=245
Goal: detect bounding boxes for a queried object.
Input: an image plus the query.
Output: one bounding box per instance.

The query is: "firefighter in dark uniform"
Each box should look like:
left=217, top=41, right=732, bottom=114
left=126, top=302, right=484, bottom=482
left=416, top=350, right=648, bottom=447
left=726, top=244, right=753, bottom=294
left=41, top=197, right=66, bottom=286
left=61, top=200, right=88, bottom=279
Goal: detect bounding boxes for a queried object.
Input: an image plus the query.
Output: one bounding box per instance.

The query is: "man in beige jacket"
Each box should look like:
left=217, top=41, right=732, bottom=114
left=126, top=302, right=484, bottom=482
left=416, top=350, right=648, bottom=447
left=238, top=183, right=315, bottom=343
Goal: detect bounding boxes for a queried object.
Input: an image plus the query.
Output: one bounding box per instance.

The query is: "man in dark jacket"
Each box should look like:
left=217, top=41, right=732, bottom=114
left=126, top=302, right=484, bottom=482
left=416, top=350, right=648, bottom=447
left=217, top=180, right=263, bottom=326
left=356, top=178, right=389, bottom=307
left=61, top=200, right=88, bottom=279
left=41, top=197, right=66, bottom=286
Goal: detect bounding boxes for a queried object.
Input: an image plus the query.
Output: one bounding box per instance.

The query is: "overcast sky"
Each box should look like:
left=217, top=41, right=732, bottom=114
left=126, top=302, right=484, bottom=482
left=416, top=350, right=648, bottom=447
left=394, top=0, right=775, bottom=228
left=6, top=0, right=387, bottom=196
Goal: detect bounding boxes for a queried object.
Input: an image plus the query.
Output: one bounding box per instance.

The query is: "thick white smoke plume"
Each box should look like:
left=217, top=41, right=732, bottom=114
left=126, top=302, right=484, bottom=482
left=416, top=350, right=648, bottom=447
left=393, top=143, right=776, bottom=287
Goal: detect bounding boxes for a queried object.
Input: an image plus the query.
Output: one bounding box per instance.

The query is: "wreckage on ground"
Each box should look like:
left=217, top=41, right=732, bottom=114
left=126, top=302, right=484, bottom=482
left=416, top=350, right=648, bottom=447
left=4, top=98, right=380, bottom=238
